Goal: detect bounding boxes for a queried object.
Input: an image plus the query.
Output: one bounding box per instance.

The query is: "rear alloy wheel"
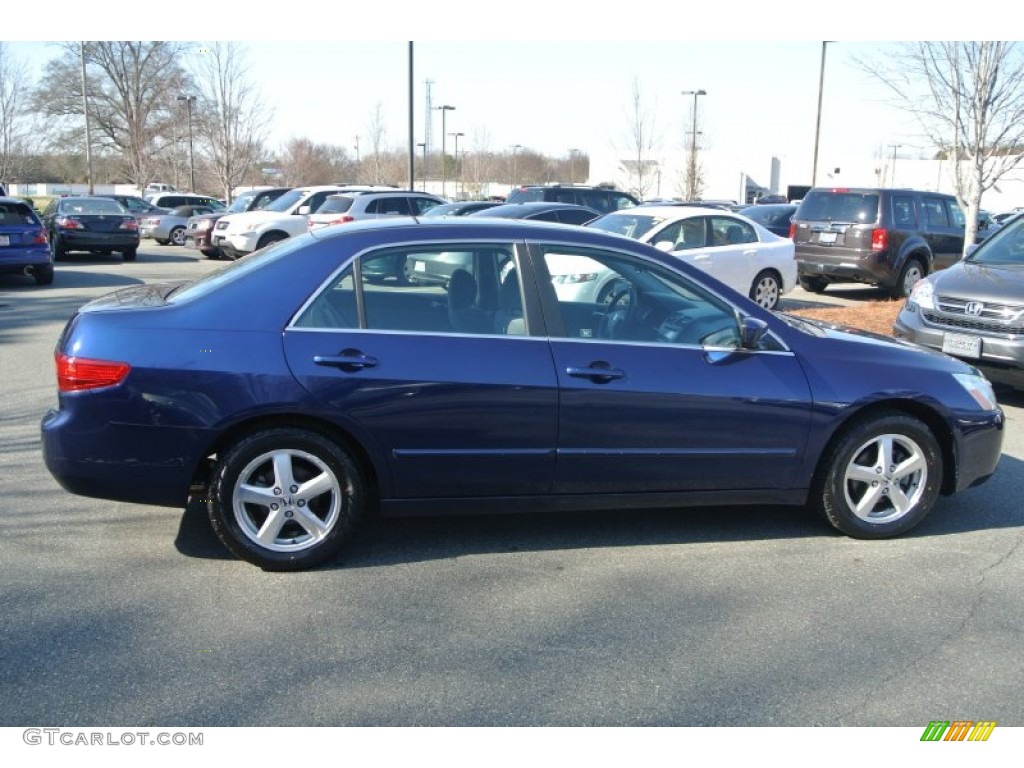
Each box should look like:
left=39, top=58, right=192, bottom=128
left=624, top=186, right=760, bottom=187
left=892, top=258, right=925, bottom=299
left=208, top=428, right=365, bottom=571
left=170, top=226, right=187, bottom=246
left=813, top=411, right=942, bottom=539
left=798, top=275, right=829, bottom=294
left=749, top=270, right=782, bottom=309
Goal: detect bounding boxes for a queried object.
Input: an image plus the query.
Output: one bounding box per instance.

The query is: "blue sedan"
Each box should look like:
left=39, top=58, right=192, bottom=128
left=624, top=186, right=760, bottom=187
left=42, top=218, right=1004, bottom=570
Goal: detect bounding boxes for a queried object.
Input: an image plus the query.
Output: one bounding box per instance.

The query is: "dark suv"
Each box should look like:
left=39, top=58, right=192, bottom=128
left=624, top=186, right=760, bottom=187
left=506, top=184, right=638, bottom=214
left=792, top=187, right=966, bottom=298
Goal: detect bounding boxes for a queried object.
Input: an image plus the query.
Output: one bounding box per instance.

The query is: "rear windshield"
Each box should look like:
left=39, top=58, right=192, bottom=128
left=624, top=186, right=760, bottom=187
left=60, top=198, right=127, bottom=215
left=797, top=190, right=879, bottom=224
left=506, top=188, right=544, bottom=203
left=0, top=202, right=39, bottom=224
left=316, top=196, right=355, bottom=215
left=587, top=212, right=663, bottom=239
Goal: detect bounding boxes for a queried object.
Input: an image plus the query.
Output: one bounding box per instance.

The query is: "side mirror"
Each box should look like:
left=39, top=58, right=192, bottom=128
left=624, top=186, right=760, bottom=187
left=739, top=316, right=770, bottom=349
left=653, top=240, right=674, bottom=252
left=297, top=205, right=311, bottom=215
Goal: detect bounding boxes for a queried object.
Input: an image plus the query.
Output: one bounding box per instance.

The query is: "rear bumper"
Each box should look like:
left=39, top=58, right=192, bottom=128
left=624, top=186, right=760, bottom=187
left=0, top=246, right=52, bottom=272
left=57, top=232, right=139, bottom=250
left=797, top=246, right=896, bottom=287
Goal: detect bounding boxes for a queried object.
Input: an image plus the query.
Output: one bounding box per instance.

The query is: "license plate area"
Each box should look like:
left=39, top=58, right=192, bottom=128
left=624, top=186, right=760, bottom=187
left=942, top=332, right=982, bottom=358
left=817, top=231, right=837, bottom=245
left=0, top=235, right=9, bottom=246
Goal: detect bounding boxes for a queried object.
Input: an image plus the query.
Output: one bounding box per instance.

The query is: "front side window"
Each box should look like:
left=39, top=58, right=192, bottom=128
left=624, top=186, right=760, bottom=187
left=538, top=245, right=741, bottom=348
left=922, top=198, right=950, bottom=227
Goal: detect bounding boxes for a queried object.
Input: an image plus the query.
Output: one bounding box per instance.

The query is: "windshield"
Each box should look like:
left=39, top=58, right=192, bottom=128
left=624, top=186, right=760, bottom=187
left=967, top=216, right=1024, bottom=265
left=797, top=190, right=879, bottom=224
left=227, top=192, right=257, bottom=213
left=586, top=212, right=663, bottom=239
left=264, top=189, right=305, bottom=213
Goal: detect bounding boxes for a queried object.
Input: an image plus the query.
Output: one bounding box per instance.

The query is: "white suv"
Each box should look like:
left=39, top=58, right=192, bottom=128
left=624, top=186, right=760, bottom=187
left=211, top=185, right=389, bottom=259
left=307, top=191, right=447, bottom=231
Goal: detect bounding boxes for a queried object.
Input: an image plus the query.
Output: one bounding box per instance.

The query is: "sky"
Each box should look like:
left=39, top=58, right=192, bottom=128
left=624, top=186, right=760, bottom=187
left=4, top=5, right=991, bottom=190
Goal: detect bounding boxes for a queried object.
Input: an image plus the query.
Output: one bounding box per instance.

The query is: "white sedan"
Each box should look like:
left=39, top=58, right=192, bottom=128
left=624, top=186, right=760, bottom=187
left=586, top=205, right=797, bottom=309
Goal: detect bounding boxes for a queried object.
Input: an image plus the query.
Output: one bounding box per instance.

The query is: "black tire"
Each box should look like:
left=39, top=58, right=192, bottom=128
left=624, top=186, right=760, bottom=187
left=122, top=248, right=137, bottom=262
left=202, top=249, right=221, bottom=260
left=798, top=275, right=829, bottom=293
left=749, top=270, right=782, bottom=309
left=51, top=237, right=66, bottom=260
left=170, top=226, right=186, bottom=246
left=892, top=258, right=926, bottom=299
left=155, top=239, right=169, bottom=246
left=97, top=249, right=112, bottom=256
left=256, top=232, right=287, bottom=250
left=207, top=428, right=365, bottom=571
left=812, top=411, right=942, bottom=539
left=33, top=266, right=54, bottom=285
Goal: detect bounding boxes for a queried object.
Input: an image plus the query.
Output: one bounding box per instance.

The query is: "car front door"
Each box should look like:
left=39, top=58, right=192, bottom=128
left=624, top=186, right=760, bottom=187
left=533, top=243, right=812, bottom=494
left=283, top=241, right=559, bottom=499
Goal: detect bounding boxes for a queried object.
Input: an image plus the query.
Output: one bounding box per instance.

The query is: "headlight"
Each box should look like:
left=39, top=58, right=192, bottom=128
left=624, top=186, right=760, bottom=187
left=906, top=279, right=935, bottom=312
left=196, top=219, right=213, bottom=231
left=953, top=372, right=999, bottom=411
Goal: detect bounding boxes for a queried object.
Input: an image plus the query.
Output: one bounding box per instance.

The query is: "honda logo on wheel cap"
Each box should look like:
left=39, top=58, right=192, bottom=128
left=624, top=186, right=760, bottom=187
left=965, top=301, right=984, bottom=316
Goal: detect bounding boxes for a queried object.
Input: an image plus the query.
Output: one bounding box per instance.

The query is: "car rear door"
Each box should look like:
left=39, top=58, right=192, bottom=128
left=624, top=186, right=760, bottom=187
left=282, top=240, right=559, bottom=499
left=921, top=196, right=965, bottom=270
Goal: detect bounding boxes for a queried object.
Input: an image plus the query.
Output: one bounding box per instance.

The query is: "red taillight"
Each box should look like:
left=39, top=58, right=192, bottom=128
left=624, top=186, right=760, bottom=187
left=120, top=218, right=138, bottom=231
left=329, top=216, right=355, bottom=225
left=871, top=228, right=888, bottom=252
left=56, top=216, right=83, bottom=230
left=55, top=352, right=131, bottom=392
left=788, top=222, right=796, bottom=239
left=32, top=228, right=47, bottom=244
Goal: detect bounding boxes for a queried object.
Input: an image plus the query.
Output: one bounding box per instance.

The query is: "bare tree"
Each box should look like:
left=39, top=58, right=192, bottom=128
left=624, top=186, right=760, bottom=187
left=365, top=102, right=388, bottom=185
left=866, top=42, right=1024, bottom=249
left=33, top=42, right=189, bottom=187
left=0, top=43, right=33, bottom=186
left=618, top=77, right=659, bottom=200
left=191, top=42, right=268, bottom=203
left=277, top=137, right=353, bottom=185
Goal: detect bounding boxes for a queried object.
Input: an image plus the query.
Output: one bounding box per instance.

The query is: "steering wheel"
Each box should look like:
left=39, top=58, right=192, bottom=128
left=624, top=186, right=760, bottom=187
left=598, top=280, right=638, bottom=339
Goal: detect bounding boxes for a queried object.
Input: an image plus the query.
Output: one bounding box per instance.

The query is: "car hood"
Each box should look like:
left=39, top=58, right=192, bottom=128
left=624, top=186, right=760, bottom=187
left=930, top=260, right=1024, bottom=303
left=219, top=210, right=293, bottom=230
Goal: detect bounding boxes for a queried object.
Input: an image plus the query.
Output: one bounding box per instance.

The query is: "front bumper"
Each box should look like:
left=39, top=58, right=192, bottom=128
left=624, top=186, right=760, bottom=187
left=894, top=306, right=1024, bottom=387
left=211, top=231, right=257, bottom=259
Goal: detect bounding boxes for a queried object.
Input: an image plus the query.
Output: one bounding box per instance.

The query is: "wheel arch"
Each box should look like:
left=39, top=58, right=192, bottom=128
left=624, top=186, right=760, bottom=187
left=257, top=230, right=290, bottom=249
left=190, top=413, right=383, bottom=503
left=810, top=399, right=957, bottom=497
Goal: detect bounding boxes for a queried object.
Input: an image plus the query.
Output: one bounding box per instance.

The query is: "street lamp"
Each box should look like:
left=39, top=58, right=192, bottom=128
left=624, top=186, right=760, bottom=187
left=176, top=94, right=196, bottom=192
left=568, top=148, right=581, bottom=184
left=510, top=143, right=523, bottom=191
left=434, top=105, right=456, bottom=198
left=448, top=131, right=464, bottom=199
left=417, top=142, right=427, bottom=191
left=811, top=41, right=833, bottom=187
left=889, top=143, right=902, bottom=186
left=681, top=89, right=706, bottom=200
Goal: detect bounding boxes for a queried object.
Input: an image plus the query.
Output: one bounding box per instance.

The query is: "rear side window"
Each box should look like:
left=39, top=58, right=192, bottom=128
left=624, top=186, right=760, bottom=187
left=797, top=191, right=880, bottom=224
left=892, top=196, right=916, bottom=228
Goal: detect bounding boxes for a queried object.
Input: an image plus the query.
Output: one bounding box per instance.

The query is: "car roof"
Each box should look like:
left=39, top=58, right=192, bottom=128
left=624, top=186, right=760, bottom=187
left=471, top=201, right=600, bottom=217
left=607, top=205, right=735, bottom=219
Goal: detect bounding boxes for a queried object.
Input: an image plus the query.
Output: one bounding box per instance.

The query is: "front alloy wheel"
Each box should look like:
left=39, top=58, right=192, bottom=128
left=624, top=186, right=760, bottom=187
left=208, top=428, right=364, bottom=570
left=814, top=412, right=942, bottom=539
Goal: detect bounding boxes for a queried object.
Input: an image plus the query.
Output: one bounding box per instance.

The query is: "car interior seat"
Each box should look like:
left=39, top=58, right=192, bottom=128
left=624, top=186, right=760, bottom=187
left=494, top=270, right=525, bottom=335
left=448, top=269, right=493, bottom=334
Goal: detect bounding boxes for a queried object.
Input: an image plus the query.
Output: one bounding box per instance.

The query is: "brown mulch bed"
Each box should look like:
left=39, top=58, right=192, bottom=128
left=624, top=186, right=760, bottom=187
left=783, top=300, right=903, bottom=337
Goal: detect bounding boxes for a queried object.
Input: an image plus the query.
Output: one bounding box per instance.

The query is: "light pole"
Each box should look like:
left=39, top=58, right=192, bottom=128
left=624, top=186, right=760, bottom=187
left=568, top=148, right=581, bottom=184
left=681, top=89, right=706, bottom=200
left=889, top=143, right=902, bottom=186
left=510, top=144, right=523, bottom=191
left=434, top=105, right=456, bottom=198
left=80, top=42, right=94, bottom=194
left=417, top=142, right=427, bottom=191
left=448, top=131, right=464, bottom=199
left=176, top=95, right=196, bottom=192
left=811, top=41, right=833, bottom=187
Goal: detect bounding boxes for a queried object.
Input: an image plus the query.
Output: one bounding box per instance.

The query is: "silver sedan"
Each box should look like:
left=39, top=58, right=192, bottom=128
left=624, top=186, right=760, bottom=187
left=140, top=204, right=219, bottom=246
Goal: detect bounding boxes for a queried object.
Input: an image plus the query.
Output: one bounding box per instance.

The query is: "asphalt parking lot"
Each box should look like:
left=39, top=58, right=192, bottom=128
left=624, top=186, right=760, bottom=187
left=1, top=243, right=1022, bottom=727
